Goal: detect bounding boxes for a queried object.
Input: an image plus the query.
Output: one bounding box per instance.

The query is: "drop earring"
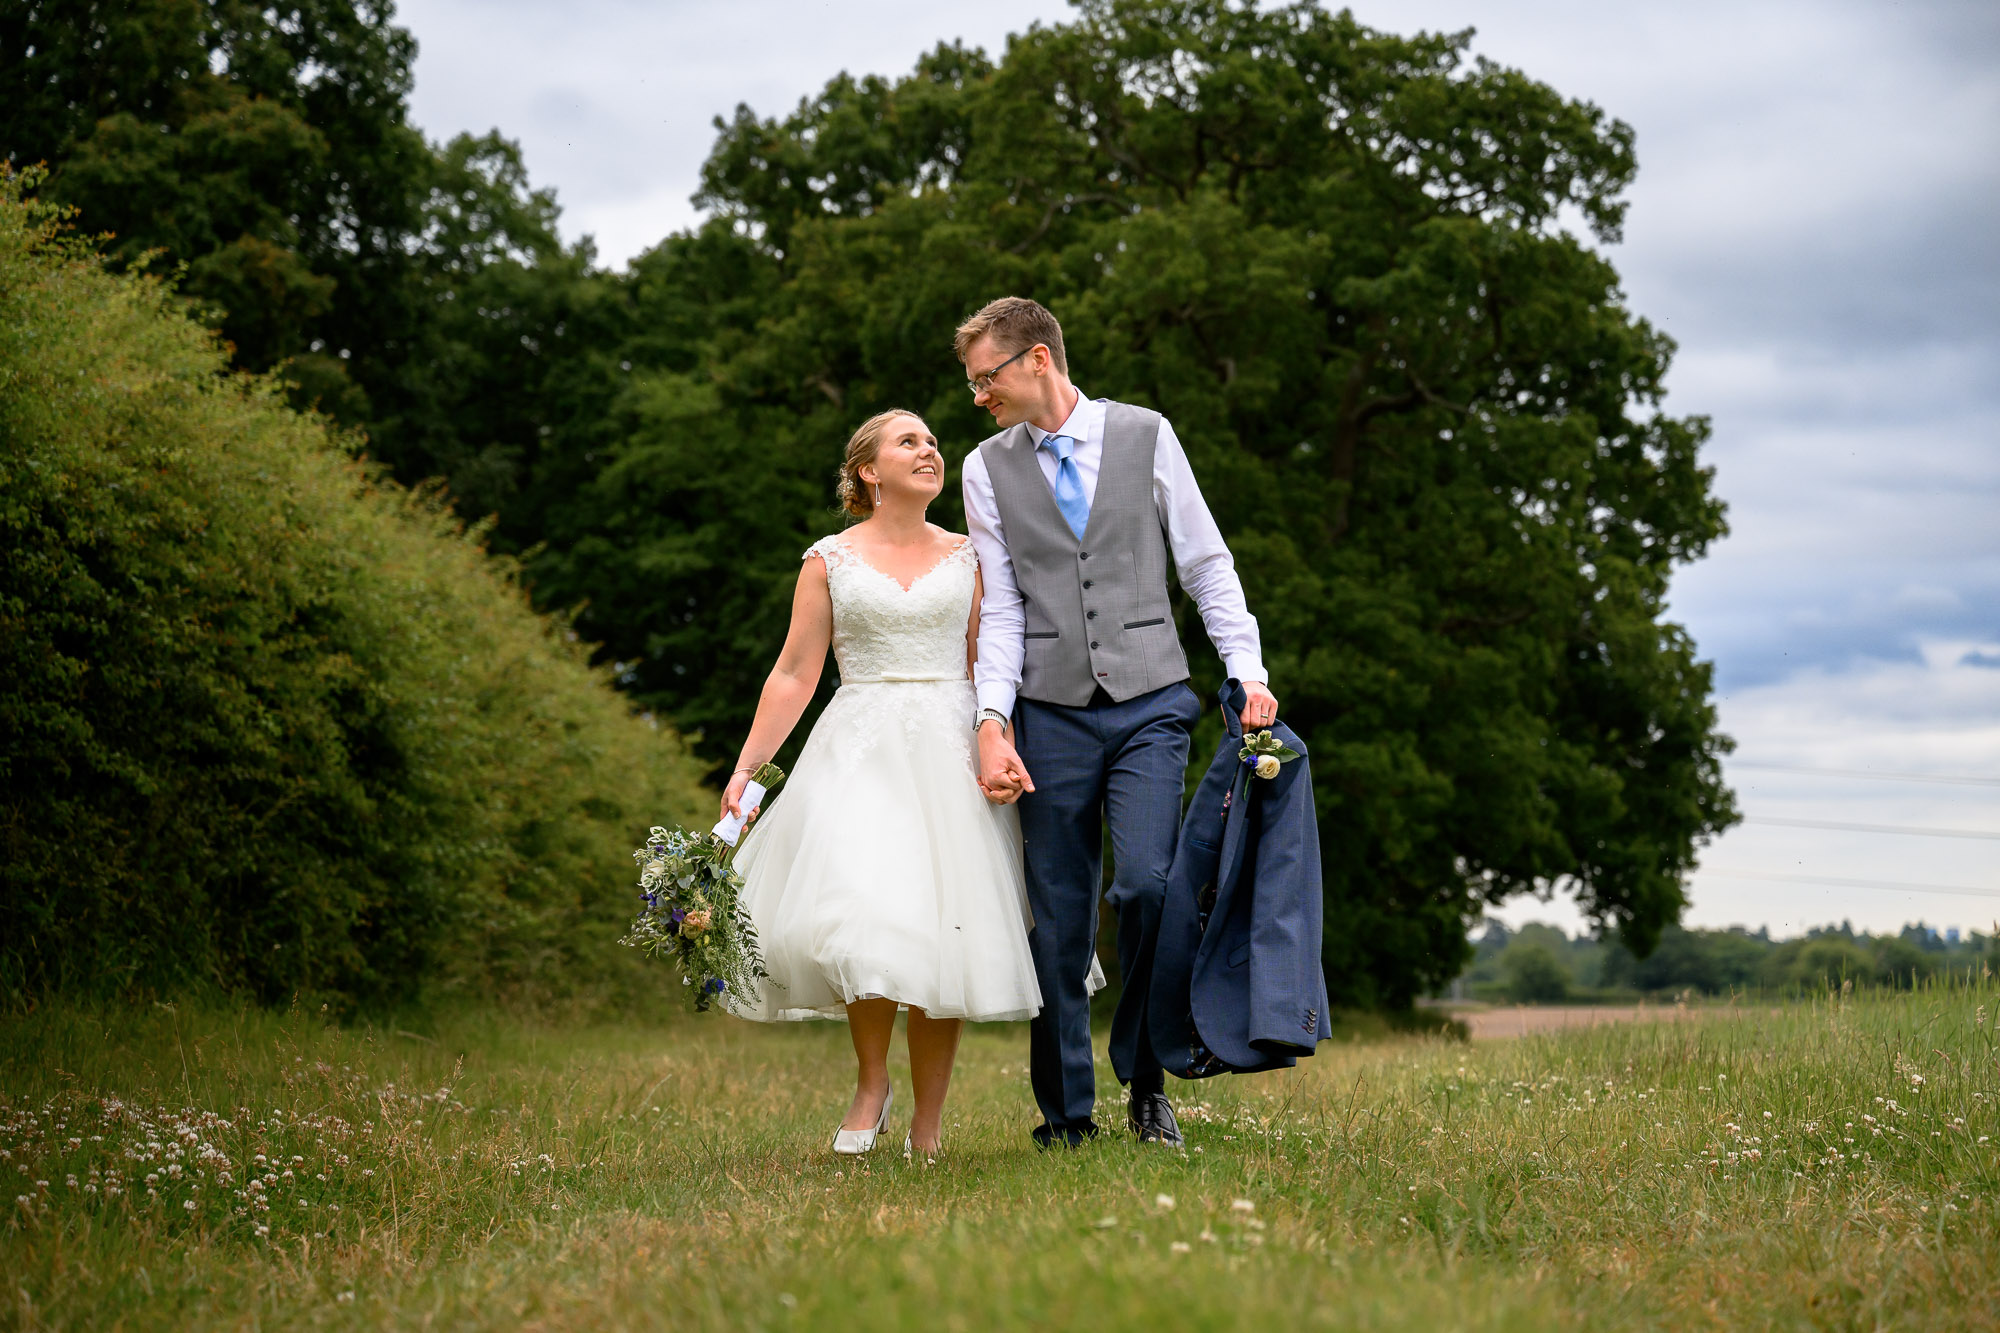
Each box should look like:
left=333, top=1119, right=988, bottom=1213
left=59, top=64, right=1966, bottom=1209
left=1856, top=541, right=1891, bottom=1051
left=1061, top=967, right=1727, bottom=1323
left=873, top=482, right=882, bottom=507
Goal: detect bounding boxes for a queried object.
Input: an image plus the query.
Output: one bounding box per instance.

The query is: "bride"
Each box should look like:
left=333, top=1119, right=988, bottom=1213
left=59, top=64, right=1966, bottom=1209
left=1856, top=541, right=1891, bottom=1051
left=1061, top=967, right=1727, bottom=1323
left=721, top=409, right=1044, bottom=1159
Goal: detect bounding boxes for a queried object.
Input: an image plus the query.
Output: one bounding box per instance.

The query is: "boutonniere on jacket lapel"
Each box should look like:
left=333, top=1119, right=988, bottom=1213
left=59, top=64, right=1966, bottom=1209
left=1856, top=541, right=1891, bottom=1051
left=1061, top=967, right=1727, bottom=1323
left=1238, top=729, right=1300, bottom=779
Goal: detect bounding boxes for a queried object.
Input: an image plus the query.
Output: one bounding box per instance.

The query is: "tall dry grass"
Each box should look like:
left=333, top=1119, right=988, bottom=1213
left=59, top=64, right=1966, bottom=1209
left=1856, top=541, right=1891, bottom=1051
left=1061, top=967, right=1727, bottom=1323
left=4, top=977, right=1995, bottom=1329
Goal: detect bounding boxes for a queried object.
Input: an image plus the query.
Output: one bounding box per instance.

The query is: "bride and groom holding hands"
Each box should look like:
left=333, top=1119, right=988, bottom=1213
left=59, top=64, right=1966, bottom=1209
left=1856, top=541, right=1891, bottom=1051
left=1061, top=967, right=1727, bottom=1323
left=719, top=297, right=1288, bottom=1159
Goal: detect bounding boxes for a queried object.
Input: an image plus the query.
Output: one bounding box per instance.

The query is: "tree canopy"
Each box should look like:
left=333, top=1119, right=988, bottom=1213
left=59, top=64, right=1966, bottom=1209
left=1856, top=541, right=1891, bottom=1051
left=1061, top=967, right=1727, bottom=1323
left=1, top=0, right=587, bottom=519
left=524, top=1, right=1738, bottom=1005
left=5, top=0, right=1739, bottom=1009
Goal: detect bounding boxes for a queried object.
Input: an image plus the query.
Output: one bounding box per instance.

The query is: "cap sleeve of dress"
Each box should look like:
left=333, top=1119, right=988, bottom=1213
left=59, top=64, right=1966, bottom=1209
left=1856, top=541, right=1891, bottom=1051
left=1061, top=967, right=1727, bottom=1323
left=803, top=534, right=850, bottom=569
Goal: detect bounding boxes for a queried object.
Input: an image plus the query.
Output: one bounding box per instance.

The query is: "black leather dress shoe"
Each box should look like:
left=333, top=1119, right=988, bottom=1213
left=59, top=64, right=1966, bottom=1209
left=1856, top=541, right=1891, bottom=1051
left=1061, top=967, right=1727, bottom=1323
left=1128, top=1092, right=1184, bottom=1147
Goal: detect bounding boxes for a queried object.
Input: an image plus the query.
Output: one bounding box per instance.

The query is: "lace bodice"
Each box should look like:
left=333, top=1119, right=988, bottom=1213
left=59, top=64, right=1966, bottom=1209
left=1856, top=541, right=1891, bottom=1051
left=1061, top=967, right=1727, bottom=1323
left=805, top=533, right=977, bottom=684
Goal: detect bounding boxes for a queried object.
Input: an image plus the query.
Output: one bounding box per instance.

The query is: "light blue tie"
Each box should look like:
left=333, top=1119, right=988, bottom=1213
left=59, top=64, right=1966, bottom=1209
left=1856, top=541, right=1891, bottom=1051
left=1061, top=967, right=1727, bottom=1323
left=1045, top=433, right=1090, bottom=540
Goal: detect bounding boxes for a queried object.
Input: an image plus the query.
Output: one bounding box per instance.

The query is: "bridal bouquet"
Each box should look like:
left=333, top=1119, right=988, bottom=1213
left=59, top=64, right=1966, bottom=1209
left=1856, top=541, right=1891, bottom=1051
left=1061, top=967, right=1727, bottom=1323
left=620, top=763, right=783, bottom=1012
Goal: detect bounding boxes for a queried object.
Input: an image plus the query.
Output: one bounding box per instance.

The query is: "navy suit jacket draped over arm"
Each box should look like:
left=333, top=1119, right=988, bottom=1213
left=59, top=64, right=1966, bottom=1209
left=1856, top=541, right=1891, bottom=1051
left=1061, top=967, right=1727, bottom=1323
left=1150, top=681, right=1332, bottom=1077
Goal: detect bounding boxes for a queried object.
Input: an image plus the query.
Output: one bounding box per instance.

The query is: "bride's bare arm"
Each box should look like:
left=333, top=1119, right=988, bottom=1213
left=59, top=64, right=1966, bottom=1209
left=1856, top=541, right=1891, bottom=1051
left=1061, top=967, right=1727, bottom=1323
left=722, top=557, right=833, bottom=820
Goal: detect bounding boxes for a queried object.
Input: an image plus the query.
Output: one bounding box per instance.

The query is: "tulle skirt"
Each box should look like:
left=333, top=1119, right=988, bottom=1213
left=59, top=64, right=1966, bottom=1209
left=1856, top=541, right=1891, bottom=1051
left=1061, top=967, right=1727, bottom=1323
left=726, top=680, right=1045, bottom=1023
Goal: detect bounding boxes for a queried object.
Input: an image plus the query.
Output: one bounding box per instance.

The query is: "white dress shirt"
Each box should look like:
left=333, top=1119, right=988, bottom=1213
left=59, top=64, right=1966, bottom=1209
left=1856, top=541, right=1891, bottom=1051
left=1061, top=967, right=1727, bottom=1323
left=961, top=389, right=1267, bottom=718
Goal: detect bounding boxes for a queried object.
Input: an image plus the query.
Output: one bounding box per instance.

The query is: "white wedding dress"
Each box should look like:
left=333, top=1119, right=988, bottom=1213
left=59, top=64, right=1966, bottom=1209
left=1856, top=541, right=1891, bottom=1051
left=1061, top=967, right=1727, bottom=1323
left=727, top=532, right=1052, bottom=1024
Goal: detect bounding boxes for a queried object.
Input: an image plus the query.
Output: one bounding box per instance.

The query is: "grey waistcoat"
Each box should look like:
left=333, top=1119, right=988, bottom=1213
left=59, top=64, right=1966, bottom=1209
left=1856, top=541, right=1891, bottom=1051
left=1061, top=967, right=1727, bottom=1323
left=979, top=401, right=1190, bottom=707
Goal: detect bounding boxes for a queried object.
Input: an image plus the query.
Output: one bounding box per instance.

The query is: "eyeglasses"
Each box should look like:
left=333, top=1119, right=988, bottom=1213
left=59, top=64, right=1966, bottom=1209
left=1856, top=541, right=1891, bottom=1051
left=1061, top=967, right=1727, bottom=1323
left=966, top=345, right=1035, bottom=395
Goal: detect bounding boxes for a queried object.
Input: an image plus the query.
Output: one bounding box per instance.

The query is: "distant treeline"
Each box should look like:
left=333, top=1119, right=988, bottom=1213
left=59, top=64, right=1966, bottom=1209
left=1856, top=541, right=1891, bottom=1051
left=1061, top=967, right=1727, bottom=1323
left=6, top=1, right=1742, bottom=1008
left=1461, top=919, right=2000, bottom=1004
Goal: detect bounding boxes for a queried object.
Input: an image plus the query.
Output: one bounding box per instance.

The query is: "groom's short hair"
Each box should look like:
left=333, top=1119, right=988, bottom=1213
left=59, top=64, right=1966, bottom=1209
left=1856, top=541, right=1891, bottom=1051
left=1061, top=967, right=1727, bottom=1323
left=955, top=297, right=1068, bottom=375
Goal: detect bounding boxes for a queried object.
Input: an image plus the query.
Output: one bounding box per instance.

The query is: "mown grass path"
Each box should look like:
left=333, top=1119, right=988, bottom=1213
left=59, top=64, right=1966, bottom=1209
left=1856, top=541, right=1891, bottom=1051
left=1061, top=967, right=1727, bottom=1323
left=4, top=984, right=1997, bottom=1329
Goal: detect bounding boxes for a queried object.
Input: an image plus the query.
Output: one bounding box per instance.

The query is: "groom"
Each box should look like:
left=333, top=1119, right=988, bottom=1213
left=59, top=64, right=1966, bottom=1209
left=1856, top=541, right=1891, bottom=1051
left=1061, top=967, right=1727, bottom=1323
left=958, top=297, right=1279, bottom=1148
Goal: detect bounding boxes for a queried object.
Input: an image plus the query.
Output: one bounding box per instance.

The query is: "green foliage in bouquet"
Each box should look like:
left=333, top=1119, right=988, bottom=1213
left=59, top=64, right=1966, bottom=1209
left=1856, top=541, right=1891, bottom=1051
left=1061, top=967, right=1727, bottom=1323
left=0, top=174, right=709, bottom=1012
left=622, top=807, right=776, bottom=1013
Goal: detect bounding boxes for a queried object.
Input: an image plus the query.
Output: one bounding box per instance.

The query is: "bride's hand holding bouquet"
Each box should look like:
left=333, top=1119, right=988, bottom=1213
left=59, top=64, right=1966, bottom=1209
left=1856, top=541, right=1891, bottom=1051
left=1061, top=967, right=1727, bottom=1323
left=720, top=763, right=775, bottom=835
left=619, top=762, right=784, bottom=1012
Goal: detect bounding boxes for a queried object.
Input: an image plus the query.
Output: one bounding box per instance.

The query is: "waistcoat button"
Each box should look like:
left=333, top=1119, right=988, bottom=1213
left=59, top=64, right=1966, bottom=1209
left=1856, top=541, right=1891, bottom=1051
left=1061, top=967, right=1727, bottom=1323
left=1090, top=640, right=1100, bottom=650
left=1086, top=610, right=1097, bottom=620
left=1082, top=580, right=1093, bottom=589
left=1078, top=552, right=1089, bottom=560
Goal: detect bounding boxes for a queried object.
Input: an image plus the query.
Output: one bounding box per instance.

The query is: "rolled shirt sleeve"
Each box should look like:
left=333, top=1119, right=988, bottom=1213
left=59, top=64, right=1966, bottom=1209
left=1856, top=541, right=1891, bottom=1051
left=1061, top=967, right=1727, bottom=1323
left=963, top=448, right=1026, bottom=718
left=1153, top=417, right=1268, bottom=686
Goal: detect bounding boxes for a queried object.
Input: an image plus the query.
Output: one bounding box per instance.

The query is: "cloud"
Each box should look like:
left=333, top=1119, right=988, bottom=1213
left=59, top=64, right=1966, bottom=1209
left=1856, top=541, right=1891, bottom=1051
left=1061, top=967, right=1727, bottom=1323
left=1495, top=641, right=2000, bottom=937
left=1685, top=643, right=2000, bottom=936
left=398, top=0, right=1076, bottom=262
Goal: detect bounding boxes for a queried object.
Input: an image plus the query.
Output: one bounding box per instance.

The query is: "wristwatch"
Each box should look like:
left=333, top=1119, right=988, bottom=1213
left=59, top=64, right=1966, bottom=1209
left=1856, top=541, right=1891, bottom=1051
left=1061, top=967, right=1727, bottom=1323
left=975, top=708, right=1008, bottom=732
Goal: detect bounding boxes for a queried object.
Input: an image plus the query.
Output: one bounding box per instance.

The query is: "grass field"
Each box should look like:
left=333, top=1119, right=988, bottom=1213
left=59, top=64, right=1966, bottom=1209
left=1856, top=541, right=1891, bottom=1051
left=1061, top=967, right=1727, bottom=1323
left=4, top=981, right=1997, bottom=1330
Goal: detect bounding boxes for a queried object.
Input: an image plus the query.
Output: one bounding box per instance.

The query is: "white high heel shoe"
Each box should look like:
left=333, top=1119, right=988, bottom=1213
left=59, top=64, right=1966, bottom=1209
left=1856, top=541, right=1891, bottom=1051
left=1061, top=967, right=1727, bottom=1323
left=832, top=1087, right=893, bottom=1155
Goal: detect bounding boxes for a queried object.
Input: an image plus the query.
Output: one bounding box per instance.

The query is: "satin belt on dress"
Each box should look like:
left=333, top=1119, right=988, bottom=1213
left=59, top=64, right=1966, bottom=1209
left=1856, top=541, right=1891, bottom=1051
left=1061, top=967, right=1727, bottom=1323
left=838, top=671, right=968, bottom=684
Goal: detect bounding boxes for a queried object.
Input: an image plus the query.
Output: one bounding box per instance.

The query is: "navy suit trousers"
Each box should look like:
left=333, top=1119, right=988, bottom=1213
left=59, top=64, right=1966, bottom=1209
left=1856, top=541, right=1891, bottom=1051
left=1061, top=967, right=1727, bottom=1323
left=1013, top=680, right=1203, bottom=1135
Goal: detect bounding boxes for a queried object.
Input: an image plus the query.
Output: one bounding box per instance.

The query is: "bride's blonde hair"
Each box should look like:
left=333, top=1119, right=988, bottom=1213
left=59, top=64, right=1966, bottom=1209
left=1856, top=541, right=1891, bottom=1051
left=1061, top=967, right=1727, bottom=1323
left=837, top=409, right=925, bottom=518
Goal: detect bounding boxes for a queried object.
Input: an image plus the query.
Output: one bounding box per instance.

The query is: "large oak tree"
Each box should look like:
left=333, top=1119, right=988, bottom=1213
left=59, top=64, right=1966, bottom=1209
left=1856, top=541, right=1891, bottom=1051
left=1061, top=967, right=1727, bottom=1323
left=529, top=1, right=1738, bottom=1005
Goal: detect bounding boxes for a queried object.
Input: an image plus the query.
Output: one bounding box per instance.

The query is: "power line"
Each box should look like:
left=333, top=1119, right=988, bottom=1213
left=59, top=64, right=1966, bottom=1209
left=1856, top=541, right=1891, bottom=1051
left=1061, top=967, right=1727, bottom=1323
left=1742, top=815, right=2000, bottom=841
left=1732, top=760, right=2000, bottom=788
left=1697, top=868, right=2000, bottom=900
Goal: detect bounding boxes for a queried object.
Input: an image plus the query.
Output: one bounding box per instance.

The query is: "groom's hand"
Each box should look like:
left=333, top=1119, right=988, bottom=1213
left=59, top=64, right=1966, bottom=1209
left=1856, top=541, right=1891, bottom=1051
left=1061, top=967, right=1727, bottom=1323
left=977, top=719, right=1033, bottom=805
left=1240, top=680, right=1280, bottom=730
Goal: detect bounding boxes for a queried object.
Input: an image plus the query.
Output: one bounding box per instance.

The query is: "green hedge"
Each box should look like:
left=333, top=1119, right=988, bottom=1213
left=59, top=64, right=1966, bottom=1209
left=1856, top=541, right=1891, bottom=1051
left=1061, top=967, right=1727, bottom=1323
left=0, top=179, right=708, bottom=1011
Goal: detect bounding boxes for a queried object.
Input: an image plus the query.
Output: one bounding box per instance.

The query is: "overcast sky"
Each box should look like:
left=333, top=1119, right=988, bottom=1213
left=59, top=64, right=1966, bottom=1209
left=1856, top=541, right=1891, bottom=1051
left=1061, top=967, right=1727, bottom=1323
left=396, top=0, right=2000, bottom=938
